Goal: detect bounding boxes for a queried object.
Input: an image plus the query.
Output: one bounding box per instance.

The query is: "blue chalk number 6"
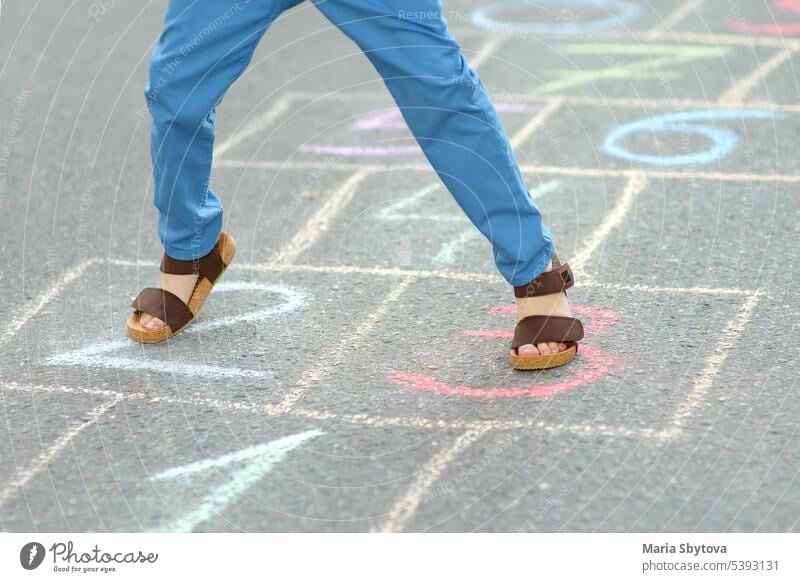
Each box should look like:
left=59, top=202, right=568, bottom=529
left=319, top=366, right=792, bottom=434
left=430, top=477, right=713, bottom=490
left=602, top=109, right=786, bottom=167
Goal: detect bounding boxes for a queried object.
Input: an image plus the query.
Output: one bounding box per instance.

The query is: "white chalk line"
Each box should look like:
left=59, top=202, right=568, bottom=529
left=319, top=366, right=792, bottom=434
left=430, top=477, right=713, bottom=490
left=467, top=35, right=507, bottom=70
left=669, top=290, right=763, bottom=434
left=268, top=168, right=372, bottom=267
left=285, top=89, right=800, bottom=114
left=0, top=381, right=672, bottom=439
left=373, top=425, right=492, bottom=533
left=51, top=354, right=272, bottom=380
left=510, top=97, right=563, bottom=149
left=272, top=275, right=415, bottom=414
left=242, top=263, right=755, bottom=296
left=216, top=159, right=800, bottom=183
left=646, top=0, right=710, bottom=37
left=571, top=172, right=647, bottom=279
left=558, top=95, right=800, bottom=113
left=0, top=395, right=121, bottom=509
left=214, top=96, right=293, bottom=160
left=0, top=257, right=100, bottom=347
left=447, top=27, right=800, bottom=49
left=85, top=257, right=758, bottom=296
left=718, top=45, right=798, bottom=104
left=519, top=166, right=800, bottom=183
left=581, top=280, right=751, bottom=297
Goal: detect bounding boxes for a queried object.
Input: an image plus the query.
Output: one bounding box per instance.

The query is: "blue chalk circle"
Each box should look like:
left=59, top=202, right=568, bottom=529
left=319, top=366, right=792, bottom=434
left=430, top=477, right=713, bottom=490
left=602, top=109, right=786, bottom=167
left=471, top=0, right=641, bottom=34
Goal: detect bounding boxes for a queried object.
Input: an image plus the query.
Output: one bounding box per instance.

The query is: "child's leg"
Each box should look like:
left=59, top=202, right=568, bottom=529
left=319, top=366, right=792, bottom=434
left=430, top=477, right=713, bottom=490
left=140, top=0, right=284, bottom=331
left=146, top=0, right=284, bottom=261
left=311, top=0, right=554, bottom=285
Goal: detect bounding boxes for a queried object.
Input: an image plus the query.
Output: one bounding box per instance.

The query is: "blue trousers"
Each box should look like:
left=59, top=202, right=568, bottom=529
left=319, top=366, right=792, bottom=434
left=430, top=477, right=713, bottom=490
left=146, top=0, right=553, bottom=285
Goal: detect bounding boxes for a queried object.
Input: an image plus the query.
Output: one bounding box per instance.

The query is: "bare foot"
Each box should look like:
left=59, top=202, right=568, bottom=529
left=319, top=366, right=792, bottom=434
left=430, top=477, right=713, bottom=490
left=515, top=262, right=573, bottom=356
left=137, top=272, right=199, bottom=331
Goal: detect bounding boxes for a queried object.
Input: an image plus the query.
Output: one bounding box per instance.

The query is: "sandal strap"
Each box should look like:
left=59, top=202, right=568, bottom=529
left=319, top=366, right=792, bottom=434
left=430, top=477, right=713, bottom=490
left=160, top=242, right=225, bottom=283
left=131, top=287, right=194, bottom=332
left=513, top=263, right=574, bottom=298
left=511, top=315, right=584, bottom=348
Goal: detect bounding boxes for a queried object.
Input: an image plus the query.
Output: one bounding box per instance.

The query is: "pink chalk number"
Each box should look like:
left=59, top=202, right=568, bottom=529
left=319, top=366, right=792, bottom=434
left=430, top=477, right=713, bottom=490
left=300, top=103, right=536, bottom=158
left=388, top=304, right=621, bottom=399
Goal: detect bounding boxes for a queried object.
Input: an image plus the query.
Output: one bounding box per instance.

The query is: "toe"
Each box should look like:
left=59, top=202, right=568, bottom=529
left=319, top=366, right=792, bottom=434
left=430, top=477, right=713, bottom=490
left=536, top=342, right=552, bottom=355
left=558, top=342, right=568, bottom=352
left=518, top=343, right=540, bottom=356
left=143, top=316, right=166, bottom=331
left=548, top=341, right=561, bottom=354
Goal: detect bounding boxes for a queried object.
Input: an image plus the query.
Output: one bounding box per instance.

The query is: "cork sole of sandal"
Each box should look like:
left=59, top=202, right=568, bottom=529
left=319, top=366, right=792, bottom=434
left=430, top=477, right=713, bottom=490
left=126, top=232, right=237, bottom=343
left=509, top=344, right=577, bottom=370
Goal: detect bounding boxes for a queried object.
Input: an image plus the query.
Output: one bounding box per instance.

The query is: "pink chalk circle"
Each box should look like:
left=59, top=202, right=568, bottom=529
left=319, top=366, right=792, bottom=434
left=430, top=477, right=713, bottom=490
left=388, top=345, right=619, bottom=399
left=387, top=304, right=622, bottom=399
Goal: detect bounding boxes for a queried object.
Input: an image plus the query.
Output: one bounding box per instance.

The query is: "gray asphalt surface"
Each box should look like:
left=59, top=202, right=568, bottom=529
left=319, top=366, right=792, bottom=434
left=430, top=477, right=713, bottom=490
left=1, top=0, right=799, bottom=532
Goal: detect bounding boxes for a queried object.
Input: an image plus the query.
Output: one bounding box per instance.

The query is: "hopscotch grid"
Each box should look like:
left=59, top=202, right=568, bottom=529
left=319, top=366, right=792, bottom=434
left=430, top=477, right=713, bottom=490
left=1, top=164, right=767, bottom=469
left=0, top=249, right=762, bottom=441
left=1, top=26, right=780, bottom=528
left=0, top=253, right=763, bottom=440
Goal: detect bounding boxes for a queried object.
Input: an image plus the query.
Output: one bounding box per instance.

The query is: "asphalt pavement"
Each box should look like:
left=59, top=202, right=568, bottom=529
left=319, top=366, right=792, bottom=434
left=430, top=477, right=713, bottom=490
left=0, top=0, right=799, bottom=532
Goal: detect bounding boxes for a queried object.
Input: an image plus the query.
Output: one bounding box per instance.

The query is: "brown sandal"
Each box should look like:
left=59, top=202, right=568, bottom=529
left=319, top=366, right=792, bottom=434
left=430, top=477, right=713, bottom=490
left=126, top=231, right=237, bottom=343
left=510, top=255, right=584, bottom=370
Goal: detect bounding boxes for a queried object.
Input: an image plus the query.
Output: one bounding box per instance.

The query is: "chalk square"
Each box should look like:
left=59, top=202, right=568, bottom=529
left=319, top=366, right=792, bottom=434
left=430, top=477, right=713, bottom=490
left=586, top=178, right=788, bottom=291
left=297, top=168, right=631, bottom=276
left=296, top=275, right=751, bottom=431
left=9, top=262, right=396, bottom=408
left=211, top=165, right=361, bottom=264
